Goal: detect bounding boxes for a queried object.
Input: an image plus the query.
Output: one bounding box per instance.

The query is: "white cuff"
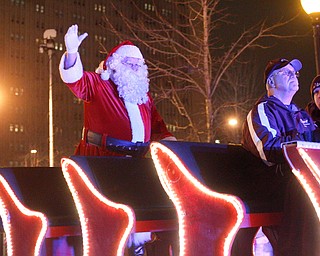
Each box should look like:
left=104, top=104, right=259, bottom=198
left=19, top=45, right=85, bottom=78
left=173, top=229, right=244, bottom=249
left=59, top=52, right=83, bottom=83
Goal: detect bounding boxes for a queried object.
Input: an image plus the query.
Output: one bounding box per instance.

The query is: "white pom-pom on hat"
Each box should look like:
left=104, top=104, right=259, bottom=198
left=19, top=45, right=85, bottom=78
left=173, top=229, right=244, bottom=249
left=95, top=60, right=111, bottom=80
left=100, top=69, right=111, bottom=80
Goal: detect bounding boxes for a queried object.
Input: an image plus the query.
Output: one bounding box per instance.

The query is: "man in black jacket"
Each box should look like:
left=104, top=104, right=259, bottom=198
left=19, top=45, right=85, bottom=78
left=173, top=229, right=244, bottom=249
left=242, top=58, right=320, bottom=255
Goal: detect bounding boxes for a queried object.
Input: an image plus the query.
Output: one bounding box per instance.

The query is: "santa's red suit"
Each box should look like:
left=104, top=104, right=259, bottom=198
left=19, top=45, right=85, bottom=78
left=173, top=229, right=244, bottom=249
left=59, top=52, right=173, bottom=157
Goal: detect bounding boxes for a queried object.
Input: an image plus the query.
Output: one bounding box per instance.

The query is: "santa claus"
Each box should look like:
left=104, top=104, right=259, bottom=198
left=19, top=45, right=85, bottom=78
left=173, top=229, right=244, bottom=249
left=59, top=24, right=175, bottom=158
left=59, top=24, right=176, bottom=255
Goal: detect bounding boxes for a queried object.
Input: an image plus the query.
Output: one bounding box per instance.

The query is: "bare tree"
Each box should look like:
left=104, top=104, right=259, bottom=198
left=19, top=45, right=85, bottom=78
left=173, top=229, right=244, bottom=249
left=100, top=0, right=299, bottom=142
left=213, top=55, right=264, bottom=144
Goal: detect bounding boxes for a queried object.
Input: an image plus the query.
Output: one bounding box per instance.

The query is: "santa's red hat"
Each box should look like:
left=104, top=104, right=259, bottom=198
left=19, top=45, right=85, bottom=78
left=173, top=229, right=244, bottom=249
left=97, top=40, right=144, bottom=80
left=102, top=40, right=143, bottom=70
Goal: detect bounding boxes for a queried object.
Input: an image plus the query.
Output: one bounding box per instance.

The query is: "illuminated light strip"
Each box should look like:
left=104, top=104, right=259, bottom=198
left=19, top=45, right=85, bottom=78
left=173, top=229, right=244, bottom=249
left=293, top=148, right=320, bottom=221
left=0, top=197, right=13, bottom=256
left=61, top=158, right=135, bottom=256
left=150, top=142, right=245, bottom=256
left=61, top=168, right=89, bottom=255
left=298, top=148, right=320, bottom=184
left=0, top=175, right=48, bottom=256
left=291, top=168, right=320, bottom=221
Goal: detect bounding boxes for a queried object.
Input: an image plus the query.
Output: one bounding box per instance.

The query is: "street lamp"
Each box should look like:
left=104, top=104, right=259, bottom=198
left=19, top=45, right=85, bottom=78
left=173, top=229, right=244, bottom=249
left=228, top=118, right=238, bottom=127
left=301, top=0, right=320, bottom=74
left=227, top=117, right=240, bottom=144
left=39, top=29, right=57, bottom=167
left=30, top=149, right=38, bottom=167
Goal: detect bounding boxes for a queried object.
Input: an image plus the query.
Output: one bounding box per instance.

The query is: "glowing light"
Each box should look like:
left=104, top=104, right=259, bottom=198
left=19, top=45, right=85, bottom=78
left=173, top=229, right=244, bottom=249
left=61, top=158, right=135, bottom=256
left=228, top=118, right=238, bottom=127
left=150, top=142, right=245, bottom=256
left=298, top=148, right=320, bottom=184
left=0, top=88, right=4, bottom=111
left=0, top=175, right=48, bottom=256
left=301, top=0, right=320, bottom=14
left=296, top=148, right=320, bottom=221
left=283, top=142, right=320, bottom=222
left=292, top=168, right=320, bottom=221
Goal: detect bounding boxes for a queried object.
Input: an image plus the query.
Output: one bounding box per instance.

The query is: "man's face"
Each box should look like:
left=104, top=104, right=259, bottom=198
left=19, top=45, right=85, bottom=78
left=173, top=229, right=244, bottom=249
left=272, top=64, right=299, bottom=93
left=314, top=87, right=320, bottom=110
left=110, top=56, right=149, bottom=104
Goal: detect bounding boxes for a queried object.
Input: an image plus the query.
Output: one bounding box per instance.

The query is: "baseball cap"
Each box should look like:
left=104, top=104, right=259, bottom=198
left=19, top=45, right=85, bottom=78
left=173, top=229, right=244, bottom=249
left=264, top=58, right=302, bottom=84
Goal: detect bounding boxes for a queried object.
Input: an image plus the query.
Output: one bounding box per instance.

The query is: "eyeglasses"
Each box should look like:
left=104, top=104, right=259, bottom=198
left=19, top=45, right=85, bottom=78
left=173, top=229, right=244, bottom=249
left=275, top=69, right=300, bottom=79
left=121, top=57, right=144, bottom=70
left=122, top=61, right=142, bottom=69
left=268, top=59, right=289, bottom=75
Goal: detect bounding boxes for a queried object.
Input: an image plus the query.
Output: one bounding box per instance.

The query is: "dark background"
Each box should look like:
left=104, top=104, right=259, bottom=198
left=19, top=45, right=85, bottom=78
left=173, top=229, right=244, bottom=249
left=228, top=0, right=317, bottom=107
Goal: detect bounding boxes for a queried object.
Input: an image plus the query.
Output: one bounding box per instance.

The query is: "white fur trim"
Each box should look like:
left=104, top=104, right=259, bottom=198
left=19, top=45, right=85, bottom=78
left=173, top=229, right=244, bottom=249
left=115, top=45, right=143, bottom=59
left=124, top=101, right=145, bottom=142
left=100, top=69, right=111, bottom=80
left=95, top=60, right=111, bottom=80
left=59, top=52, right=83, bottom=83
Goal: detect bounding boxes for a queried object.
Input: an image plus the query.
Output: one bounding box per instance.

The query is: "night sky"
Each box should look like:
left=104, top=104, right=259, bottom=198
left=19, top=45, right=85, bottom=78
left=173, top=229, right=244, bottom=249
left=225, top=0, right=317, bottom=107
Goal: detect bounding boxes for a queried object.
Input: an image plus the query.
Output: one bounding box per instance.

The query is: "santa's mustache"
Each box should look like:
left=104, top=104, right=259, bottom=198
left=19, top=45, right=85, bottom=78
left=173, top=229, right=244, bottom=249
left=111, top=63, right=149, bottom=104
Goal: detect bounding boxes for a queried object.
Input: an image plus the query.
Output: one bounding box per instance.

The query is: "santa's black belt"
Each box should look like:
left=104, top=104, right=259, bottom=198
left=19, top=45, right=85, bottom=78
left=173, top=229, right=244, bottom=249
left=86, top=130, right=150, bottom=157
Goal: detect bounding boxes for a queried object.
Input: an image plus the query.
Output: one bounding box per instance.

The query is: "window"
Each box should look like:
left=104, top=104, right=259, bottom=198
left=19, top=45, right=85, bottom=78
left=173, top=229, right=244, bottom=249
left=9, top=124, right=24, bottom=133
left=36, top=4, right=44, bottom=13
left=10, top=87, right=24, bottom=96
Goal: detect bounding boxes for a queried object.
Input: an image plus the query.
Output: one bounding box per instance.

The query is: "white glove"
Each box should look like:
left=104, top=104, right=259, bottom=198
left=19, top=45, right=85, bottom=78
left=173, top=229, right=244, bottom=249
left=64, top=24, right=88, bottom=54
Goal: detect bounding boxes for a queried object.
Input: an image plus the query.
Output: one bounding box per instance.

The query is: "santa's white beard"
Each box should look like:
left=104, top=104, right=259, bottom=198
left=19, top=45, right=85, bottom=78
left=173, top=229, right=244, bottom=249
left=111, top=63, right=149, bottom=104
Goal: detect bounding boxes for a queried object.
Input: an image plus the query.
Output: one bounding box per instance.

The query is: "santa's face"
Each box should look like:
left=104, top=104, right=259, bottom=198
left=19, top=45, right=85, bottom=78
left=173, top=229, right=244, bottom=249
left=110, top=56, right=149, bottom=104
left=121, top=57, right=142, bottom=71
